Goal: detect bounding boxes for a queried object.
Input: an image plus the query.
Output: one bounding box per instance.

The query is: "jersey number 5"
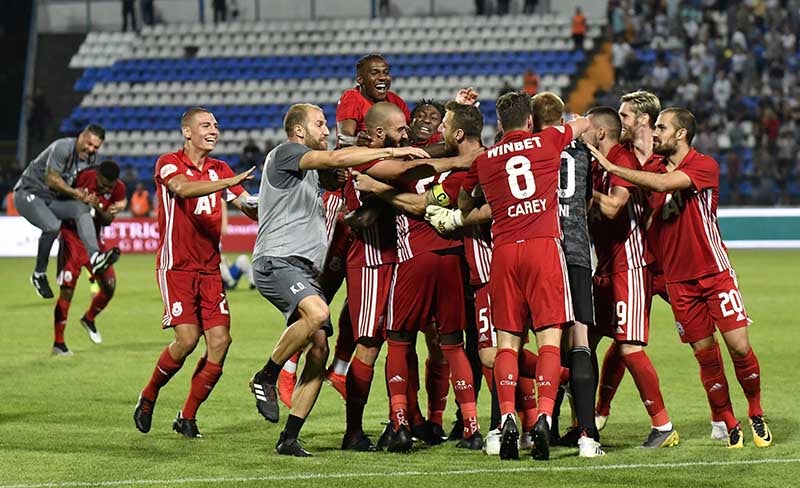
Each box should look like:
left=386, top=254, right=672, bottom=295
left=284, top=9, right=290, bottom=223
left=506, top=156, right=536, bottom=199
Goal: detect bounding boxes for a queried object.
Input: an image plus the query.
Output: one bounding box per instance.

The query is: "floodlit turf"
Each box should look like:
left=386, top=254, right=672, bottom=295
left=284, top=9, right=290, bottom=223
left=0, top=250, right=798, bottom=488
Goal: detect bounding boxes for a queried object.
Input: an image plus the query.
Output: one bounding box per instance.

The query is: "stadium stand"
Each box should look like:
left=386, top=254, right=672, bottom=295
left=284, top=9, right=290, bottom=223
left=61, top=14, right=601, bottom=183
left=600, top=1, right=800, bottom=205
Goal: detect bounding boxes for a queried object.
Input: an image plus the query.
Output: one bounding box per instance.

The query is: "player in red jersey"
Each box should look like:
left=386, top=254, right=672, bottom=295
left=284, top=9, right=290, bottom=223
left=585, top=106, right=678, bottom=448
left=133, top=108, right=258, bottom=438
left=336, top=53, right=410, bottom=147
left=52, top=161, right=126, bottom=355
left=352, top=102, right=484, bottom=453
left=589, top=107, right=771, bottom=449
left=460, top=92, right=590, bottom=461
left=409, top=99, right=444, bottom=146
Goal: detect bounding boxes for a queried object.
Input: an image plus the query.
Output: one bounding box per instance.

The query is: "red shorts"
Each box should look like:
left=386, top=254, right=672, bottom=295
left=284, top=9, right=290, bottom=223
left=474, top=284, right=497, bottom=349
left=157, top=269, right=230, bottom=330
left=489, top=238, right=573, bottom=334
left=388, top=251, right=466, bottom=336
left=320, top=218, right=353, bottom=300
left=346, top=264, right=393, bottom=340
left=56, top=231, right=114, bottom=288
left=593, top=266, right=652, bottom=344
left=666, top=269, right=751, bottom=344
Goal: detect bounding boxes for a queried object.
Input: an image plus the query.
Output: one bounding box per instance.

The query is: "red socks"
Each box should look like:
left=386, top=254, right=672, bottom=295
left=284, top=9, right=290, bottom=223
left=85, top=291, right=111, bottom=321
left=54, top=297, right=70, bottom=343
left=181, top=359, right=223, bottom=420
left=426, top=359, right=450, bottom=426
left=694, top=343, right=738, bottom=429
left=334, top=305, right=356, bottom=363
left=142, top=346, right=185, bottom=400
left=494, top=348, right=519, bottom=416
left=516, top=376, right=538, bottom=431
left=345, top=357, right=374, bottom=433
left=441, top=343, right=479, bottom=437
left=732, top=348, right=763, bottom=417
left=535, top=345, right=561, bottom=418
left=387, top=340, right=410, bottom=429
left=518, top=348, right=539, bottom=377
left=596, top=342, right=625, bottom=417
left=622, top=350, right=670, bottom=426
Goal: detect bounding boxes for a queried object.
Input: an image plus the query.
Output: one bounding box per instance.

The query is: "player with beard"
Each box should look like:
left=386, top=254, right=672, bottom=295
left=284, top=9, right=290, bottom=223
left=589, top=107, right=771, bottom=449
left=356, top=102, right=491, bottom=450
left=248, top=103, right=429, bottom=456
left=337, top=53, right=410, bottom=147
left=585, top=106, right=679, bottom=449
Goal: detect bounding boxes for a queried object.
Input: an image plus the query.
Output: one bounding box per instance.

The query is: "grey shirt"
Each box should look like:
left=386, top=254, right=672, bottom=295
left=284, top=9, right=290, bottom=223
left=558, top=139, right=593, bottom=269
left=253, top=141, right=328, bottom=272
left=14, top=137, right=95, bottom=199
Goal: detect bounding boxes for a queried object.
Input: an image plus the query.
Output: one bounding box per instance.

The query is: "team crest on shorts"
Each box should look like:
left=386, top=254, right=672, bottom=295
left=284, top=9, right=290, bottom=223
left=675, top=321, right=685, bottom=336
left=172, top=301, right=183, bottom=317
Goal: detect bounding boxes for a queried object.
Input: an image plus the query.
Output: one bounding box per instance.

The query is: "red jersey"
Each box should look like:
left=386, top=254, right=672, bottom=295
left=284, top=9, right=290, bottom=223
left=588, top=144, right=649, bottom=275
left=343, top=161, right=397, bottom=268
left=396, top=172, right=464, bottom=262
left=336, top=88, right=411, bottom=136
left=154, top=150, right=244, bottom=272
left=463, top=127, right=573, bottom=248
left=62, top=169, right=126, bottom=238
left=322, top=190, right=344, bottom=245
left=465, top=223, right=492, bottom=286
left=646, top=148, right=731, bottom=283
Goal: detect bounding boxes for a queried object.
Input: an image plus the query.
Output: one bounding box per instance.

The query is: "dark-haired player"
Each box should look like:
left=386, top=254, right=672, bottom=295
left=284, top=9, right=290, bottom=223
left=14, top=124, right=120, bottom=298
left=589, top=107, right=771, bottom=449
left=409, top=99, right=445, bottom=146
left=52, top=160, right=127, bottom=355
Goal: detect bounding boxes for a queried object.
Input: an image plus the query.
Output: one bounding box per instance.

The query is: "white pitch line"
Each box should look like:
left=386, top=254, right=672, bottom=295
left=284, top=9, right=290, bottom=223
left=2, top=458, right=799, bottom=488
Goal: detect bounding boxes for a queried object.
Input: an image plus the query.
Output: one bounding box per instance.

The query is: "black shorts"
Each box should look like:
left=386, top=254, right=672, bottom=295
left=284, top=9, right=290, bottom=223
left=252, top=255, right=333, bottom=336
left=567, top=265, right=594, bottom=326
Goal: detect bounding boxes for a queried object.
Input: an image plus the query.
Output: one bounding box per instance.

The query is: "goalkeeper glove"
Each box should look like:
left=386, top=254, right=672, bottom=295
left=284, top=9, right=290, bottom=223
left=425, top=205, right=463, bottom=234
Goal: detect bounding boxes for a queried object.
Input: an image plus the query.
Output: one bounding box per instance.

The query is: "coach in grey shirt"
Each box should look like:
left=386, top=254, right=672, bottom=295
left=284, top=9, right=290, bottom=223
left=14, top=124, right=120, bottom=298
left=248, top=103, right=429, bottom=456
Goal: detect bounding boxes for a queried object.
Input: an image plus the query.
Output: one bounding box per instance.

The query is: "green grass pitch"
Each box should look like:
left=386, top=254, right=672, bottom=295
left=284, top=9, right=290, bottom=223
left=1, top=250, right=798, bottom=487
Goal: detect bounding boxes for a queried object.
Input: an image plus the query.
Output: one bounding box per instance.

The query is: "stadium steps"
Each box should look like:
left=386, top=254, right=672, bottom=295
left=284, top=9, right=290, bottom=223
left=567, top=41, right=614, bottom=115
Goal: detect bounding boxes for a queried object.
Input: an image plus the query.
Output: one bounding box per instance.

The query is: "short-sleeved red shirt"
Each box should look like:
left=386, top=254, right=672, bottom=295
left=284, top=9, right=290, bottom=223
left=336, top=88, right=411, bottom=136
left=646, top=148, right=731, bottom=283
left=589, top=143, right=649, bottom=275
left=61, top=169, right=126, bottom=238
left=154, top=150, right=243, bottom=272
left=395, top=172, right=464, bottom=262
left=463, top=127, right=573, bottom=248
left=343, top=160, right=398, bottom=267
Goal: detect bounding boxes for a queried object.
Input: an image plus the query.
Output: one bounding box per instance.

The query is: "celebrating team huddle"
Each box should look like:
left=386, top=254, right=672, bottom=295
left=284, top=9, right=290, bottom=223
left=112, top=53, right=771, bottom=459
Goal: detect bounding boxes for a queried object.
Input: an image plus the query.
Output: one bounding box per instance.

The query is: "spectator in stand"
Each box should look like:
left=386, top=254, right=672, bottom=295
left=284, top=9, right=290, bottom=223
left=130, top=182, right=151, bottom=218
left=612, top=36, right=633, bottom=84
left=523, top=69, right=540, bottom=96
left=241, top=139, right=262, bottom=170
left=141, top=0, right=154, bottom=26
left=213, top=0, right=227, bottom=23
left=122, top=0, right=138, bottom=32
left=523, top=0, right=538, bottom=14
left=572, top=7, right=588, bottom=51
left=5, top=192, right=18, bottom=216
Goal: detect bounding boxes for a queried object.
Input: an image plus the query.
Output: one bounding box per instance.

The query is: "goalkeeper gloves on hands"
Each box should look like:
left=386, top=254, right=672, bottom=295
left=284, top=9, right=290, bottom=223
left=424, top=205, right=464, bottom=234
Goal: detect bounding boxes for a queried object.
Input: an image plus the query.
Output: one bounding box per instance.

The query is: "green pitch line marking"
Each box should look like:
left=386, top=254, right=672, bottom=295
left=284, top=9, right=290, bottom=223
left=2, top=458, right=799, bottom=488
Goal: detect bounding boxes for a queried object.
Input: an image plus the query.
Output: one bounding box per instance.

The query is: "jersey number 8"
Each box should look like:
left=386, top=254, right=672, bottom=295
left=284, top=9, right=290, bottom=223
left=506, top=156, right=536, bottom=199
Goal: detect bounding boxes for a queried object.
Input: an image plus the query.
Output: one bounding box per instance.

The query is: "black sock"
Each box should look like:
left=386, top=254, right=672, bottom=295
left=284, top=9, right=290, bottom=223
left=284, top=414, right=305, bottom=440
left=569, top=346, right=596, bottom=434
left=552, top=386, right=565, bottom=436
left=261, top=358, right=282, bottom=384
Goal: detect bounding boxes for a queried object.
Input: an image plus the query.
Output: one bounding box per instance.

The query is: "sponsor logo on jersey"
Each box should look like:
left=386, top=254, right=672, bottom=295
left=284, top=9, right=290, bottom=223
left=160, top=164, right=178, bottom=179
left=208, top=169, right=219, bottom=181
